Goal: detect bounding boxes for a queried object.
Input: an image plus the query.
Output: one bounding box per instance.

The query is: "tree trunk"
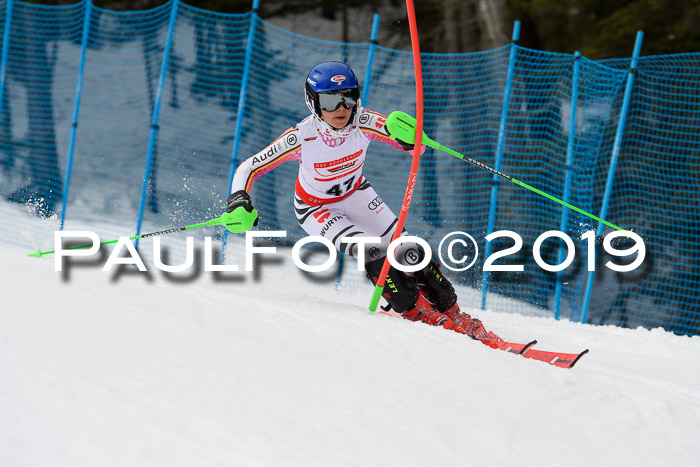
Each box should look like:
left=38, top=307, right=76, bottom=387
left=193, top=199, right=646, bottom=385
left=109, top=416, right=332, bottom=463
left=476, top=0, right=508, bottom=49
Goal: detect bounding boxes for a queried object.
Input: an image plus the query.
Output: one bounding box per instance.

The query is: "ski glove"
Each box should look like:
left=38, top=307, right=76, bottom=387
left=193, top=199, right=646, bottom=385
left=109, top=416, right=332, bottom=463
left=224, top=190, right=259, bottom=232
left=395, top=138, right=415, bottom=152
left=227, top=190, right=255, bottom=213
left=383, top=117, right=415, bottom=151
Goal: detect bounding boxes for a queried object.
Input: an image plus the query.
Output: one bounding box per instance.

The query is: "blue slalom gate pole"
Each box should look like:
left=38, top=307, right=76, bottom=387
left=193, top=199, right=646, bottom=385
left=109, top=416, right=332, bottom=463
left=580, top=31, right=644, bottom=324
left=59, top=0, right=92, bottom=230
left=480, top=20, right=520, bottom=311
left=0, top=0, right=13, bottom=135
left=335, top=13, right=381, bottom=290
left=361, top=14, right=380, bottom=105
left=222, top=0, right=259, bottom=263
left=553, top=51, right=581, bottom=320
left=135, top=0, right=179, bottom=247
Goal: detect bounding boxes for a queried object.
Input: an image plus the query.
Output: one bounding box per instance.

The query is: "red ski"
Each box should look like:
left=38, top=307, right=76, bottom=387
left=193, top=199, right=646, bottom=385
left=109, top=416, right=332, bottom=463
left=377, top=307, right=588, bottom=368
left=481, top=338, right=537, bottom=355
left=520, top=347, right=589, bottom=369
left=481, top=339, right=588, bottom=369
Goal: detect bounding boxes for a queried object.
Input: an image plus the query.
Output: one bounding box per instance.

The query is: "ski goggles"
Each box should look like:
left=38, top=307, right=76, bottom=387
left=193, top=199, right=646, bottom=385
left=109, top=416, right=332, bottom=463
left=318, top=89, right=359, bottom=111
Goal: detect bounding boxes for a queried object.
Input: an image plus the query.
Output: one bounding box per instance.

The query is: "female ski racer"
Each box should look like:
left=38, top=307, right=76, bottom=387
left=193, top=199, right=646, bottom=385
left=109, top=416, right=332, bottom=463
left=226, top=61, right=500, bottom=341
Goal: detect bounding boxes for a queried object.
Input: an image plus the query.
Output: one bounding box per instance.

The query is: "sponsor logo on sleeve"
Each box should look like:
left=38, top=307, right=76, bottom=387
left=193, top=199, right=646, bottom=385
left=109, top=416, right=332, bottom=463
left=368, top=196, right=384, bottom=210
left=252, top=143, right=279, bottom=165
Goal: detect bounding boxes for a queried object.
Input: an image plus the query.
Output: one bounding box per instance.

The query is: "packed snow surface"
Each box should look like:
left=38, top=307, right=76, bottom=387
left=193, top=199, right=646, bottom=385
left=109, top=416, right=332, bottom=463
left=2, top=240, right=699, bottom=467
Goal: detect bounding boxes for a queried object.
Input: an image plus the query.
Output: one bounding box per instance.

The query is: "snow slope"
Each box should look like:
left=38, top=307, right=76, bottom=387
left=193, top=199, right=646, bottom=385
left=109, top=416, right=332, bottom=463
left=1, top=240, right=700, bottom=467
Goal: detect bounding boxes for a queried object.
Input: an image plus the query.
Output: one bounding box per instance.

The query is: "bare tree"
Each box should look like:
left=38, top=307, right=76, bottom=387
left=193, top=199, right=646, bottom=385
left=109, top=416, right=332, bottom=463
left=421, top=0, right=509, bottom=53
left=476, top=0, right=508, bottom=49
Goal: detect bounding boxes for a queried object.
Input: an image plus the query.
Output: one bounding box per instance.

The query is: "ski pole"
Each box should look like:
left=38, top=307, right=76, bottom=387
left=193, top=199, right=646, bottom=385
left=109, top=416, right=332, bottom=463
left=385, top=111, right=628, bottom=232
left=27, top=207, right=257, bottom=258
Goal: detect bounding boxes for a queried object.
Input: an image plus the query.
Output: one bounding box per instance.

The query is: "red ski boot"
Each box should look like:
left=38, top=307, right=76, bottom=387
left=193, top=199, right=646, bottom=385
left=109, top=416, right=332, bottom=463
left=365, top=257, right=455, bottom=330
left=402, top=292, right=455, bottom=330
left=414, top=260, right=501, bottom=341
left=443, top=304, right=502, bottom=342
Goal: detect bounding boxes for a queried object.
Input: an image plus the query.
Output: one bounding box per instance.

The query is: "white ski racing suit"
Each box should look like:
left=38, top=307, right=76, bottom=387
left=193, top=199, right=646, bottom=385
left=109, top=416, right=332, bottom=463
left=230, top=107, right=425, bottom=265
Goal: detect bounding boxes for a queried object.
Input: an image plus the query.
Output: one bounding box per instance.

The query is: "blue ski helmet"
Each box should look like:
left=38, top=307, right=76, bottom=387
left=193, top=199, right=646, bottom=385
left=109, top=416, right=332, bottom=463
left=305, top=62, right=361, bottom=122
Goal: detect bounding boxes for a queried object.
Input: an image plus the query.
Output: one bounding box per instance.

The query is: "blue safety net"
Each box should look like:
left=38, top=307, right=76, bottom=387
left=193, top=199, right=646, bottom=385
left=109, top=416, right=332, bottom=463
left=0, top=0, right=697, bottom=335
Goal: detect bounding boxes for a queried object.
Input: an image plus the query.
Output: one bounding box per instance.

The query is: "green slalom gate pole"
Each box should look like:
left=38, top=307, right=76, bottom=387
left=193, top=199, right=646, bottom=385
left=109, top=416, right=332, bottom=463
left=384, top=111, right=628, bottom=232
left=27, top=207, right=257, bottom=258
